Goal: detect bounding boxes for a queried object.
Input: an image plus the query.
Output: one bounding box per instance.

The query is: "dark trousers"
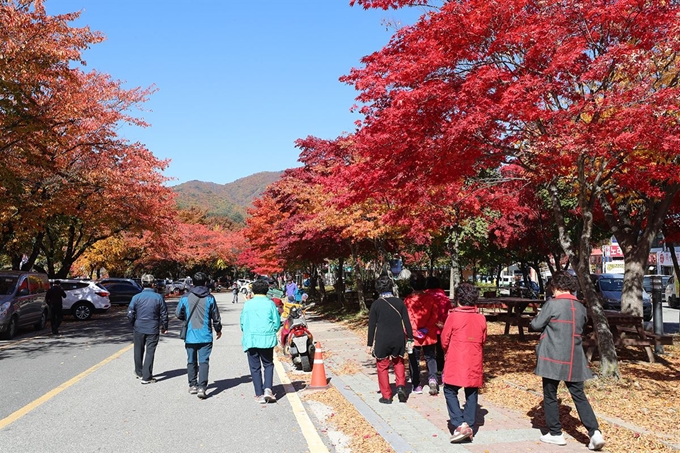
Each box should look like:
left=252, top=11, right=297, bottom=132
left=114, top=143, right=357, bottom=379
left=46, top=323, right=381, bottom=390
left=444, top=384, right=478, bottom=428
left=376, top=356, right=406, bottom=400
left=246, top=347, right=274, bottom=397
left=436, top=334, right=445, bottom=373
left=542, top=378, right=599, bottom=436
left=133, top=330, right=159, bottom=381
left=50, top=308, right=63, bottom=334
left=409, top=344, right=437, bottom=387
left=186, top=342, right=213, bottom=389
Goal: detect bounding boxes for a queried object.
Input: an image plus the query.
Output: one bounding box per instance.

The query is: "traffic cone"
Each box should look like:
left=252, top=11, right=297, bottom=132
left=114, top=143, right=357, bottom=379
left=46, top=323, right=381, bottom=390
left=307, top=341, right=330, bottom=389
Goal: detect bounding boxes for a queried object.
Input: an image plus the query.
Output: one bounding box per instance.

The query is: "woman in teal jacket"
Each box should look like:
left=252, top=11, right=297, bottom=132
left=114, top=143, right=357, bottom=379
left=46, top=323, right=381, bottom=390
left=240, top=279, right=281, bottom=404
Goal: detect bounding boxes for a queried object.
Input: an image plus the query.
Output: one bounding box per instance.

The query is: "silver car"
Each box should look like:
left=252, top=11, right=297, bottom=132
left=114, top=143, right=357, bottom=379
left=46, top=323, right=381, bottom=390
left=0, top=271, right=49, bottom=339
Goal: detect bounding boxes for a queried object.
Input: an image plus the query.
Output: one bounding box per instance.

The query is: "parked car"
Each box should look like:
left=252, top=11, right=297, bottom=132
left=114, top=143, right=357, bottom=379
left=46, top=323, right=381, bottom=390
left=54, top=279, right=111, bottom=320
left=98, top=280, right=142, bottom=305
left=154, top=279, right=167, bottom=296
left=237, top=279, right=252, bottom=294
left=98, top=278, right=142, bottom=290
left=0, top=271, right=49, bottom=339
left=167, top=277, right=192, bottom=295
left=591, top=273, right=652, bottom=321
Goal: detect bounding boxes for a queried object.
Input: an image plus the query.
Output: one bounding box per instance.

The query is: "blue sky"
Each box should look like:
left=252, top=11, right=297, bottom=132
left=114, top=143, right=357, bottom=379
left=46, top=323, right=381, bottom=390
left=45, top=1, right=421, bottom=186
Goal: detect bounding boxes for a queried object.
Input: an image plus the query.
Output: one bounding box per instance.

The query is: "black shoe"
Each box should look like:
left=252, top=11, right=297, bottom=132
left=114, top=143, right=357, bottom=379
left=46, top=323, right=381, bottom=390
left=397, top=386, right=407, bottom=403
left=378, top=397, right=392, bottom=404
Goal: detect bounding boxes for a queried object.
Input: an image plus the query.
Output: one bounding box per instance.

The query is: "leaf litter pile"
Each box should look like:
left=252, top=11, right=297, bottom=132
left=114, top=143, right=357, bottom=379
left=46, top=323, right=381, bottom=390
left=290, top=314, right=680, bottom=453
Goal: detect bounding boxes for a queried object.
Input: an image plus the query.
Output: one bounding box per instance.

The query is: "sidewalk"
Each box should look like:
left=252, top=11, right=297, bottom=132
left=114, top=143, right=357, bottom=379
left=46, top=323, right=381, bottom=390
left=307, top=314, right=593, bottom=453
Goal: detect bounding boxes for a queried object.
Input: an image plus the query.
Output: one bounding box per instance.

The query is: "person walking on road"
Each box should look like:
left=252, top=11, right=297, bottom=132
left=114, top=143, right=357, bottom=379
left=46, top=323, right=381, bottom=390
left=176, top=272, right=222, bottom=399
left=46, top=280, right=67, bottom=336
left=404, top=273, right=439, bottom=395
left=127, top=274, right=168, bottom=384
left=232, top=282, right=239, bottom=303
left=441, top=282, right=487, bottom=443
left=240, top=279, right=281, bottom=404
left=529, top=271, right=605, bottom=451
left=366, top=275, right=414, bottom=404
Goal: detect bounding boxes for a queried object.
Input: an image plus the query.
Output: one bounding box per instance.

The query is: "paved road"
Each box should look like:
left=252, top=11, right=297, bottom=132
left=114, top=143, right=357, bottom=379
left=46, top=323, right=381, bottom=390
left=0, top=293, right=325, bottom=453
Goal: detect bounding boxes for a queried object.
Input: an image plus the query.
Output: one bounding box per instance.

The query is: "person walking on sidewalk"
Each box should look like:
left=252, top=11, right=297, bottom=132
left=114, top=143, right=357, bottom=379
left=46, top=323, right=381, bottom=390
left=425, top=276, right=452, bottom=378
left=127, top=274, right=168, bottom=384
left=46, top=280, right=67, bottom=336
left=240, top=279, right=281, bottom=404
left=404, top=273, right=439, bottom=395
left=529, top=271, right=605, bottom=451
left=367, top=275, right=414, bottom=404
left=176, top=272, right=222, bottom=399
left=441, top=282, right=487, bottom=443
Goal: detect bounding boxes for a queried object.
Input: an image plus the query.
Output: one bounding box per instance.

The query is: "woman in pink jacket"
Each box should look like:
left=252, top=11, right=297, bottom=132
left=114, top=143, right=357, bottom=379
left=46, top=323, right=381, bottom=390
left=404, top=273, right=439, bottom=395
left=441, top=282, right=487, bottom=443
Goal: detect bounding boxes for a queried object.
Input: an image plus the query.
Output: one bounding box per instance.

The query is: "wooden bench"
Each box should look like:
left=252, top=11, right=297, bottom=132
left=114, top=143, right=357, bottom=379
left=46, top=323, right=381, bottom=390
left=582, top=311, right=674, bottom=363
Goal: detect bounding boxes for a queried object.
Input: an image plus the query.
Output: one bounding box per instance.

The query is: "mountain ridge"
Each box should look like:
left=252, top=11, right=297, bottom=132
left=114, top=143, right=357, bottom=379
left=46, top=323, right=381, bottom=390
left=172, top=171, right=283, bottom=223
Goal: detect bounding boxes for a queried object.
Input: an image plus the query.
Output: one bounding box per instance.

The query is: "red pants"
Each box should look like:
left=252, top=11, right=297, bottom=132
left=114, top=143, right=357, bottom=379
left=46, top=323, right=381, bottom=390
left=376, top=356, right=406, bottom=399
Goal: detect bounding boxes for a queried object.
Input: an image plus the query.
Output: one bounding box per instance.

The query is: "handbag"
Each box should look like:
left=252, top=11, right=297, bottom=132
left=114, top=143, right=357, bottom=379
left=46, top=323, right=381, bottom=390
left=179, top=295, right=200, bottom=340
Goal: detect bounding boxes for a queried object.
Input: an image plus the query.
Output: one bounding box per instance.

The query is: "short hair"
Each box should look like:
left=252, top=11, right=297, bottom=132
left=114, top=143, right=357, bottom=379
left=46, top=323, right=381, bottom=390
left=141, top=274, right=155, bottom=287
left=425, top=276, right=441, bottom=290
left=53, top=280, right=61, bottom=286
left=375, top=275, right=393, bottom=294
left=454, top=282, right=479, bottom=306
left=409, top=273, right=426, bottom=291
left=252, top=279, right=269, bottom=295
left=549, top=271, right=578, bottom=293
left=193, top=272, right=208, bottom=286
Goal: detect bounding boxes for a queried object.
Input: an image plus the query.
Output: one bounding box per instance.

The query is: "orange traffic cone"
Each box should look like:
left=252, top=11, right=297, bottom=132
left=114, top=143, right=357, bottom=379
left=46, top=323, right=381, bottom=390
left=307, top=341, right=330, bottom=389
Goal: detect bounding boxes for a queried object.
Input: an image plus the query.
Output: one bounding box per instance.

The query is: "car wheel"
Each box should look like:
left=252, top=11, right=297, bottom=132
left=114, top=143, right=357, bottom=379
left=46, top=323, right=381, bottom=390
left=1, top=316, right=18, bottom=340
left=72, top=302, right=93, bottom=321
left=240, top=287, right=248, bottom=294
left=34, top=310, right=47, bottom=330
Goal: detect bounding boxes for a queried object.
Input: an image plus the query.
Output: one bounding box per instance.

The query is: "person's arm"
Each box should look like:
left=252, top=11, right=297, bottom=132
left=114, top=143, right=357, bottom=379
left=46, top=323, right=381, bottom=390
left=160, top=298, right=168, bottom=333
left=441, top=314, right=454, bottom=351
left=175, top=299, right=186, bottom=320
left=126, top=298, right=136, bottom=326
left=366, top=304, right=377, bottom=354
left=400, top=303, right=414, bottom=340
left=211, top=297, right=222, bottom=338
left=529, top=300, right=553, bottom=332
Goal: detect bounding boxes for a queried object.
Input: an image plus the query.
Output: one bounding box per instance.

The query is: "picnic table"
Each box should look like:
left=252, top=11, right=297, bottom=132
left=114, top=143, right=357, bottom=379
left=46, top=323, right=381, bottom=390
left=582, top=310, right=674, bottom=363
left=474, top=297, right=544, bottom=340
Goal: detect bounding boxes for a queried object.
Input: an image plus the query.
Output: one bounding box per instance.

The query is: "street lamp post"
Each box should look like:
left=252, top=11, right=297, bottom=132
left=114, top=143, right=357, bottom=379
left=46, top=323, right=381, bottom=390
left=650, top=275, right=665, bottom=354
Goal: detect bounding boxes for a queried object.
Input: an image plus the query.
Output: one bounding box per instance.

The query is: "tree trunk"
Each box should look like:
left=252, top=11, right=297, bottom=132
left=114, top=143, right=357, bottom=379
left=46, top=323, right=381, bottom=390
left=446, top=229, right=462, bottom=296
left=336, top=257, right=345, bottom=308
left=549, top=179, right=620, bottom=379
left=350, top=244, right=368, bottom=312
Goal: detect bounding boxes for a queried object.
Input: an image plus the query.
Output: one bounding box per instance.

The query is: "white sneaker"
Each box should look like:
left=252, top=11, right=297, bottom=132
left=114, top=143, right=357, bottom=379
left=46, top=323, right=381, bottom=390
left=540, top=433, right=567, bottom=446
left=264, top=388, right=277, bottom=403
left=588, top=430, right=605, bottom=451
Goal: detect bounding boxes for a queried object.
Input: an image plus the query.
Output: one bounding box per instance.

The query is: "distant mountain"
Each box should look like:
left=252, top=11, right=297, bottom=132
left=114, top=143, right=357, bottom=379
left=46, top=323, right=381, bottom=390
left=172, top=171, right=283, bottom=223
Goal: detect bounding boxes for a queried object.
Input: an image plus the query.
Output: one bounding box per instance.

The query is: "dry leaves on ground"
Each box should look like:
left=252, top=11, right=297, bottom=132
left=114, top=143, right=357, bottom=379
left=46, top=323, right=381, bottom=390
left=482, top=322, right=680, bottom=453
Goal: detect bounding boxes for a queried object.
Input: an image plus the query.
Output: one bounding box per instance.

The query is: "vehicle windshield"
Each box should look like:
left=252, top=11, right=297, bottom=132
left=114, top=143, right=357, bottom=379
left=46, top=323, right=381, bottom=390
left=599, top=278, right=624, bottom=292
left=0, top=276, right=18, bottom=295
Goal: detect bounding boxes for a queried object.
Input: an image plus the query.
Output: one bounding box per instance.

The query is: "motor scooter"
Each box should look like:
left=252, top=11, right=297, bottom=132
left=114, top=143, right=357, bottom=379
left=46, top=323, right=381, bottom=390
left=280, top=302, right=315, bottom=372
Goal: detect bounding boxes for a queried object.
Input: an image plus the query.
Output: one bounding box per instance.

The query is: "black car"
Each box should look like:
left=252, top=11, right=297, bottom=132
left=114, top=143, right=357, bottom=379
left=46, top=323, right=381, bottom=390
left=98, top=281, right=142, bottom=305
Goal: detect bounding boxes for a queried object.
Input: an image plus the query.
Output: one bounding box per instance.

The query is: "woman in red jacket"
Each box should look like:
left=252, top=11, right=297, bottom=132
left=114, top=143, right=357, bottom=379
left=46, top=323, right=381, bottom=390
left=441, top=282, right=487, bottom=443
left=404, top=273, right=439, bottom=395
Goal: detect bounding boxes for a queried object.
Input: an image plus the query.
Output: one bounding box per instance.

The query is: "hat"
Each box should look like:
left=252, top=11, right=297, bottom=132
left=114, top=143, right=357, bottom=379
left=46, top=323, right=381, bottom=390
left=141, top=274, right=155, bottom=285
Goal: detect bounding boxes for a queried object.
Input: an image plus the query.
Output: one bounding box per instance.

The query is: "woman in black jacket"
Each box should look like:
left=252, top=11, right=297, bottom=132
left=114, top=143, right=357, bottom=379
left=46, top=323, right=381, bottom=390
left=367, top=275, right=414, bottom=404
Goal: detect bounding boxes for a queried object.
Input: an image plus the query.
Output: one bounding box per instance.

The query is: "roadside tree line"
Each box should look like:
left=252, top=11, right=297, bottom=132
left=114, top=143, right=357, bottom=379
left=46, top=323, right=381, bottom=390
left=0, top=1, right=244, bottom=282
left=243, top=0, right=680, bottom=379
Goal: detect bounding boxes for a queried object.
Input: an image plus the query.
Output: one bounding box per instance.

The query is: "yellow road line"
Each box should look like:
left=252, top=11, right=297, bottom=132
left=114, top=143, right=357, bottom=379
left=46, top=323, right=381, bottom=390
left=0, top=343, right=133, bottom=430
left=274, top=355, right=329, bottom=453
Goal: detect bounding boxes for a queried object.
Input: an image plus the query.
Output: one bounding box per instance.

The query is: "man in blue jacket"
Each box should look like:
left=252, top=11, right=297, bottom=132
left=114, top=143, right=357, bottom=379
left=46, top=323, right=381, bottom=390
left=176, top=272, right=222, bottom=399
left=127, top=274, right=168, bottom=384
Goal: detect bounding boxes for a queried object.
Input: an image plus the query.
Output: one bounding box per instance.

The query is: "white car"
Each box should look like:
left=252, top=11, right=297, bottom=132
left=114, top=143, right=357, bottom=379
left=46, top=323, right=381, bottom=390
left=237, top=279, right=252, bottom=294
left=53, top=279, right=111, bottom=320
